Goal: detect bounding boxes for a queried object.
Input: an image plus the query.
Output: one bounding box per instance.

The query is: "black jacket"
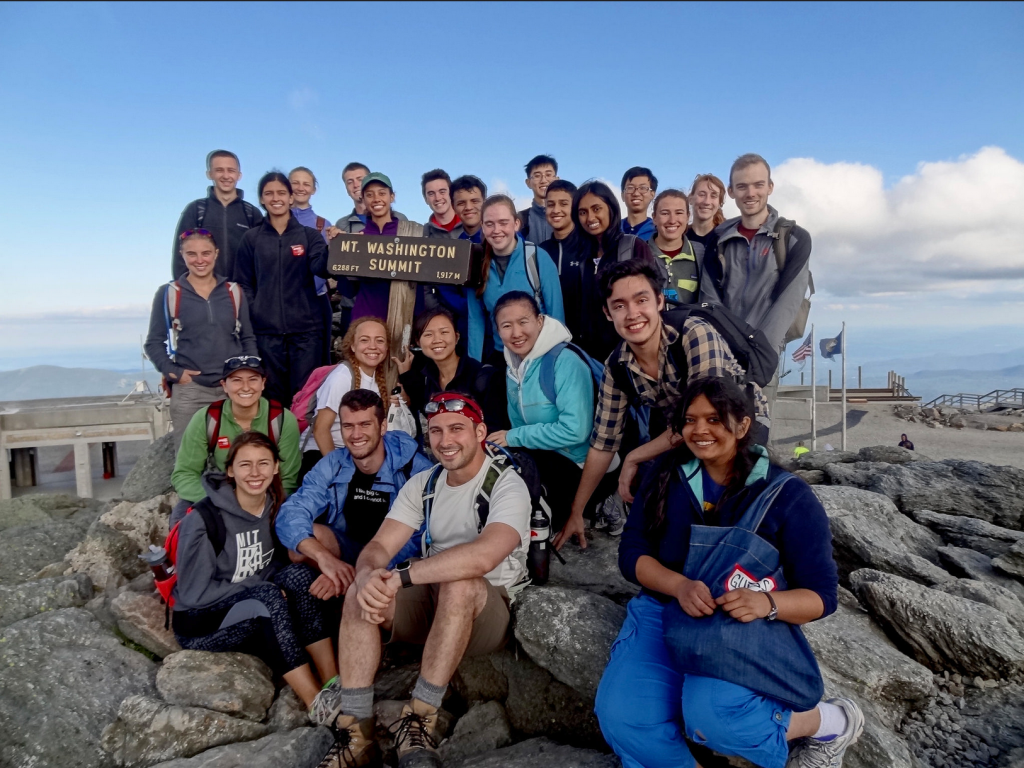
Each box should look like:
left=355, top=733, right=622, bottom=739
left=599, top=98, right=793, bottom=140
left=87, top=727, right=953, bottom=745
left=232, top=216, right=331, bottom=336
left=399, top=355, right=508, bottom=430
left=172, top=187, right=264, bottom=279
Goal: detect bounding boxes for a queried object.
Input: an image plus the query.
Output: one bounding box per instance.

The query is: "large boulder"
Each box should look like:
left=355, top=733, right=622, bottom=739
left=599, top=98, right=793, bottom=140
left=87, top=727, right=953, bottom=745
left=857, top=445, right=926, bottom=464
left=64, top=517, right=150, bottom=591
left=452, top=653, right=510, bottom=705
left=0, top=608, right=157, bottom=768
left=0, top=572, right=93, bottom=628
left=156, top=651, right=275, bottom=722
left=0, top=515, right=99, bottom=586
left=266, top=686, right=310, bottom=732
left=101, top=494, right=174, bottom=553
left=909, top=509, right=1024, bottom=558
left=958, top=682, right=1024, bottom=762
left=0, top=492, right=102, bottom=531
left=547, top=535, right=638, bottom=605
left=121, top=433, right=176, bottom=502
left=812, top=486, right=951, bottom=585
left=935, top=579, right=1024, bottom=637
left=450, top=737, right=620, bottom=768
left=111, top=589, right=181, bottom=658
left=439, top=701, right=513, bottom=764
left=849, top=569, right=1024, bottom=678
left=148, top=727, right=333, bottom=768
left=994, top=541, right=1024, bottom=581
left=513, top=586, right=626, bottom=700
left=796, top=450, right=859, bottom=470
left=100, top=694, right=268, bottom=768
left=936, top=546, right=1024, bottom=602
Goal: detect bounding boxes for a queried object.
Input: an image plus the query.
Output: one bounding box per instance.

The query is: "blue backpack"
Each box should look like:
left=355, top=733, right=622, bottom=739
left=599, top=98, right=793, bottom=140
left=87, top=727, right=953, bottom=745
left=537, top=342, right=604, bottom=406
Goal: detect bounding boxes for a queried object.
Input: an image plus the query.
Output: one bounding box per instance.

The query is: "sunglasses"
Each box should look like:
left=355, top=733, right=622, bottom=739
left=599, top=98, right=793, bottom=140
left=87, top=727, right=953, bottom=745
left=180, top=228, right=214, bottom=240
left=424, top=397, right=483, bottom=421
left=224, top=355, right=263, bottom=371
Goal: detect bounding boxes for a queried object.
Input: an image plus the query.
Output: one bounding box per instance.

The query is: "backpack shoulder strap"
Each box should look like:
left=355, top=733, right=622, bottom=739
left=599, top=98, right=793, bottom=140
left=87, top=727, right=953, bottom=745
left=617, top=234, right=637, bottom=262
left=522, top=243, right=544, bottom=312
left=164, top=281, right=182, bottom=360
left=194, top=501, right=228, bottom=555
left=225, top=281, right=242, bottom=335
left=608, top=353, right=637, bottom=405
left=195, top=199, right=207, bottom=229
left=739, top=474, right=793, bottom=534
left=538, top=342, right=567, bottom=405
left=205, top=400, right=226, bottom=456
left=474, top=460, right=508, bottom=533
left=420, top=464, right=446, bottom=557
left=401, top=455, right=416, bottom=482
left=315, top=216, right=326, bottom=232
left=772, top=218, right=796, bottom=272
left=267, top=399, right=284, bottom=445
left=243, top=201, right=258, bottom=228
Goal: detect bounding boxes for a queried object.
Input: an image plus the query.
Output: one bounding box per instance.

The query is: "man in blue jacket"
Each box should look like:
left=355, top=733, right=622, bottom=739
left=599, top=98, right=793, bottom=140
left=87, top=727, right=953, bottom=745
left=276, top=390, right=431, bottom=601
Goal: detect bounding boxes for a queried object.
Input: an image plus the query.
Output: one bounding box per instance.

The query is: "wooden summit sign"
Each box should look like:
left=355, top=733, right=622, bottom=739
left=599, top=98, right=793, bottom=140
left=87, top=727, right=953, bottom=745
left=327, top=234, right=472, bottom=286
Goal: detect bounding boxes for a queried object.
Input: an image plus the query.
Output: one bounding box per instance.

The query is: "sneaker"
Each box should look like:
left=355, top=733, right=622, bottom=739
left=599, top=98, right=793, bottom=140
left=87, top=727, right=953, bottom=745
left=390, top=699, right=441, bottom=768
left=590, top=510, right=609, bottom=531
left=316, top=713, right=378, bottom=768
left=310, top=676, right=343, bottom=727
left=601, top=493, right=627, bottom=537
left=790, top=697, right=865, bottom=767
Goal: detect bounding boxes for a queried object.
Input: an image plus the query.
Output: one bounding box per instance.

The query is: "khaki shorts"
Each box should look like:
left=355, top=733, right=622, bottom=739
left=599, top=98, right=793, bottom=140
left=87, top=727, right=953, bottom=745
left=387, top=579, right=510, bottom=657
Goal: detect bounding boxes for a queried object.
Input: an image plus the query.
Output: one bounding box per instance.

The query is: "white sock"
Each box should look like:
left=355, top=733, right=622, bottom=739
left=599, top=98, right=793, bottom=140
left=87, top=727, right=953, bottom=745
left=813, top=702, right=848, bottom=741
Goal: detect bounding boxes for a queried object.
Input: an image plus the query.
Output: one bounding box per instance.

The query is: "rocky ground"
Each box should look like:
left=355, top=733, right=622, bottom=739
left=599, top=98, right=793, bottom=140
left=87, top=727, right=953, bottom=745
left=2, top=432, right=1024, bottom=767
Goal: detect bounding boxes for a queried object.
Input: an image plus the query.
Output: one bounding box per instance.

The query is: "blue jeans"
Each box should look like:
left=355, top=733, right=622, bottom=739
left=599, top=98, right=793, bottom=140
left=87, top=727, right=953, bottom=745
left=595, top=594, right=793, bottom=768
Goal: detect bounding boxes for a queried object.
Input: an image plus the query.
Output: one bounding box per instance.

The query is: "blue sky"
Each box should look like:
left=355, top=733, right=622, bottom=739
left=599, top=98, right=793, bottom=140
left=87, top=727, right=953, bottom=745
left=1, top=1, right=1022, bottom=376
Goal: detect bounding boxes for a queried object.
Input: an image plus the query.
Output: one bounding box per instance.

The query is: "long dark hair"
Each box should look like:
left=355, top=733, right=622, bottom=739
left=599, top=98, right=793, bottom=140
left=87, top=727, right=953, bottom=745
left=646, top=377, right=758, bottom=538
left=572, top=180, right=623, bottom=258
left=225, top=431, right=284, bottom=534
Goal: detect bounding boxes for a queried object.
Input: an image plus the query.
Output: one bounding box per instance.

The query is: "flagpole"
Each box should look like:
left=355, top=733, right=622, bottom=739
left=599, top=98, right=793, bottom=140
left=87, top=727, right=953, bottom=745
left=841, top=321, right=847, bottom=451
left=810, top=324, right=816, bottom=451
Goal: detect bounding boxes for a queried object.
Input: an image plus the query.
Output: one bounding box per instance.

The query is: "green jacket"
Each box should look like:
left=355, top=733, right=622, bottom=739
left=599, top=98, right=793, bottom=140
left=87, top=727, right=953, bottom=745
left=171, top=398, right=301, bottom=503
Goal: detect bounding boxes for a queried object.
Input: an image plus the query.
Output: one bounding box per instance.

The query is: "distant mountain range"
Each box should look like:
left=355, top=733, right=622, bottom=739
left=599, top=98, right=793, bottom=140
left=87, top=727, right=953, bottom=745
left=0, top=366, right=163, bottom=402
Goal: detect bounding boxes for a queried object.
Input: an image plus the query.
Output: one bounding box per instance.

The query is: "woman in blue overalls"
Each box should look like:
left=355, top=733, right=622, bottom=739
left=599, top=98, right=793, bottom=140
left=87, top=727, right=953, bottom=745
left=596, top=376, right=863, bottom=768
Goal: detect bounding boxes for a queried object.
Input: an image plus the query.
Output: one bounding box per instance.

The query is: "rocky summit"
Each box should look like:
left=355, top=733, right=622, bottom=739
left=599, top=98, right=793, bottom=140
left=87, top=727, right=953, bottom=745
left=1, top=443, right=1023, bottom=767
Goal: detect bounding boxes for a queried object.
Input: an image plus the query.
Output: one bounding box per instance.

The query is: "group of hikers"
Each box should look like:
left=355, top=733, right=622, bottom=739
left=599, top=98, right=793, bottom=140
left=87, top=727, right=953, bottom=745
left=142, top=150, right=861, bottom=768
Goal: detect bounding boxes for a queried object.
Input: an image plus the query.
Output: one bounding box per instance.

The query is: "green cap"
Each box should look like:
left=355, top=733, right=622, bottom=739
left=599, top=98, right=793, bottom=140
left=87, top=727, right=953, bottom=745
left=361, top=172, right=393, bottom=191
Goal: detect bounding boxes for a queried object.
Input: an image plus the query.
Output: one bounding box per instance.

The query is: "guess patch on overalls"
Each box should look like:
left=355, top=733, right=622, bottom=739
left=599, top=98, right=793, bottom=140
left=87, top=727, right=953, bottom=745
left=217, top=436, right=231, bottom=450
left=291, top=244, right=305, bottom=257
left=725, top=563, right=777, bottom=593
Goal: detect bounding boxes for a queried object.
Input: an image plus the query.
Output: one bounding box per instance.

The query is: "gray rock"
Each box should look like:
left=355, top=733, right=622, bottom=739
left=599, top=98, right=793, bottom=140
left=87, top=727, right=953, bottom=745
left=804, top=589, right=932, bottom=716
left=825, top=460, right=901, bottom=489
left=121, top=432, right=177, bottom=502
left=994, top=541, right=1024, bottom=581
left=850, top=569, right=1024, bottom=677
left=148, top=727, right=333, bottom=768
left=111, top=589, right=181, bottom=658
left=86, top=592, right=120, bottom=630
left=157, top=651, right=275, bottom=722
left=101, top=494, right=174, bottom=553
left=0, top=492, right=103, bottom=531
left=64, top=517, right=150, bottom=591
left=797, top=449, right=859, bottom=470
left=812, top=486, right=951, bottom=585
left=857, top=445, right=926, bottom=464
left=0, top=608, right=157, bottom=768
left=959, top=682, right=1024, bottom=761
left=794, top=469, right=826, bottom=484
left=440, top=701, right=512, bottom=764
left=547, top=535, right=638, bottom=605
left=452, top=652, right=510, bottom=705
left=513, top=586, right=626, bottom=700
left=374, top=662, right=420, bottom=700
left=936, top=579, right=1024, bottom=636
left=450, top=737, right=619, bottom=768
left=937, top=546, right=1024, bottom=601
left=0, top=572, right=93, bottom=627
left=909, top=509, right=1024, bottom=558
left=267, top=686, right=310, bottom=732
left=100, top=694, right=268, bottom=768
left=0, top=517, right=97, bottom=586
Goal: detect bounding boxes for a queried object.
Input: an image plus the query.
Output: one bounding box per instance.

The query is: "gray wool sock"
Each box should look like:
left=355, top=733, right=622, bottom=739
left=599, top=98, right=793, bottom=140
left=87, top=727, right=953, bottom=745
left=410, top=676, right=446, bottom=710
left=339, top=686, right=374, bottom=721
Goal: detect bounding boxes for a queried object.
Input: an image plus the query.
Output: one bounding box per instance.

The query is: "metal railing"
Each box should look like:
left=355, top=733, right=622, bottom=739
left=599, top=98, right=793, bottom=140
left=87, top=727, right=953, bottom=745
left=923, top=388, right=1024, bottom=409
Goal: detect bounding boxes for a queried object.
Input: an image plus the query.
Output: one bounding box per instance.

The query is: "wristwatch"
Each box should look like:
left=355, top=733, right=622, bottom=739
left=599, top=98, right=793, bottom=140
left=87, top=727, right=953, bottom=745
left=763, top=591, right=778, bottom=621
left=394, top=560, right=414, bottom=589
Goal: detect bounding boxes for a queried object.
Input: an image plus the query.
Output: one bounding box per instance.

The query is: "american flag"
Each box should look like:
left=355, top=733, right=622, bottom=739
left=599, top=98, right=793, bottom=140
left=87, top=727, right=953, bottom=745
left=792, top=333, right=813, bottom=363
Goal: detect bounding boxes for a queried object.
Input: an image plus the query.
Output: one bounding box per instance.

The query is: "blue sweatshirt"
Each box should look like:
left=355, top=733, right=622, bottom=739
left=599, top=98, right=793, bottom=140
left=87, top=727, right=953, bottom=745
left=619, top=448, right=838, bottom=617
left=622, top=217, right=656, bottom=241
left=467, top=236, right=565, bottom=361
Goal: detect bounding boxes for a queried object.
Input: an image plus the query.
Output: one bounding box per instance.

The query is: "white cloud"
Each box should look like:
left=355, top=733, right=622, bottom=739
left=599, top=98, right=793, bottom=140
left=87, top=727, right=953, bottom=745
left=770, top=147, right=1024, bottom=296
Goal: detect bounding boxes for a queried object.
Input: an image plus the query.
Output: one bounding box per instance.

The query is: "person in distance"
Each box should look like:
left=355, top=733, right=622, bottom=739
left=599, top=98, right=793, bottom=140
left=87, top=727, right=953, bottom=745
left=518, top=154, right=559, bottom=243
left=687, top=172, right=727, bottom=255
left=620, top=166, right=658, bottom=240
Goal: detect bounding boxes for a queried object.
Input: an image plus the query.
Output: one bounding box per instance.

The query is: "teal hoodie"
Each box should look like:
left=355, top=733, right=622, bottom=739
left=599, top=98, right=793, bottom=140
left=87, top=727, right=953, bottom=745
left=503, top=316, right=593, bottom=464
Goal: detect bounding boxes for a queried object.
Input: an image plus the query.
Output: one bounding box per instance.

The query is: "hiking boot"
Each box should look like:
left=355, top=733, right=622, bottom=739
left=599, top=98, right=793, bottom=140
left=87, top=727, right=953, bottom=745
left=789, top=697, right=865, bottom=768
left=390, top=699, right=441, bottom=768
left=309, top=676, right=343, bottom=726
left=317, top=713, right=379, bottom=768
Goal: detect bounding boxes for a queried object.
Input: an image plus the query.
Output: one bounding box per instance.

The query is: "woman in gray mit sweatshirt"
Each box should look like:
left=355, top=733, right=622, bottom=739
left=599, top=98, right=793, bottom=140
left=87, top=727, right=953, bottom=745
left=172, top=432, right=336, bottom=713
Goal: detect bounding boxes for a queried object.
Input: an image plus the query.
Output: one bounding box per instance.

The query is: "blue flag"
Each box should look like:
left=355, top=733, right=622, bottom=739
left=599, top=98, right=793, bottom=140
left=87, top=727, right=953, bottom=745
left=820, top=331, right=843, bottom=360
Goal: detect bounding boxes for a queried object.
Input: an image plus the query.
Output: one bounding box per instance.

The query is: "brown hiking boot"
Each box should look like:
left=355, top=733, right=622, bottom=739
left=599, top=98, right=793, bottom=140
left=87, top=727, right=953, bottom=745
left=317, top=713, right=379, bottom=768
left=391, top=699, right=441, bottom=768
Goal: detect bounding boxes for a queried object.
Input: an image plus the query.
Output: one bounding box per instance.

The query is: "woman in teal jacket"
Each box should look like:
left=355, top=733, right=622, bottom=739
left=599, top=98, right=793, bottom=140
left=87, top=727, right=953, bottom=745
left=466, top=195, right=564, bottom=362
left=486, top=290, right=616, bottom=530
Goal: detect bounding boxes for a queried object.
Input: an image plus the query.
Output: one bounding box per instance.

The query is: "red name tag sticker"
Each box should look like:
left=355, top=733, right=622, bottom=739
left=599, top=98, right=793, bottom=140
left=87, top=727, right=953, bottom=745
left=217, top=436, right=231, bottom=450
left=291, top=244, right=305, bottom=257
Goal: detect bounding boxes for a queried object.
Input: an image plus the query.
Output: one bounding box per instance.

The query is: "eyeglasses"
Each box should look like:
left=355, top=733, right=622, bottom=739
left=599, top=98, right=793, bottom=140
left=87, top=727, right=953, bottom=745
left=424, top=397, right=483, bottom=421
left=624, top=185, right=652, bottom=195
left=180, top=228, right=213, bottom=240
left=224, top=355, right=262, bottom=371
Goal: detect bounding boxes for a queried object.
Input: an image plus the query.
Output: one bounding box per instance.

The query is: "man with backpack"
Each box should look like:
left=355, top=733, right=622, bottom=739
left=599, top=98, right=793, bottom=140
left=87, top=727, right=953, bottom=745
left=172, top=150, right=263, bottom=279
left=552, top=260, right=771, bottom=551
left=276, top=390, right=432, bottom=603
left=310, top=392, right=530, bottom=768
left=170, top=356, right=301, bottom=526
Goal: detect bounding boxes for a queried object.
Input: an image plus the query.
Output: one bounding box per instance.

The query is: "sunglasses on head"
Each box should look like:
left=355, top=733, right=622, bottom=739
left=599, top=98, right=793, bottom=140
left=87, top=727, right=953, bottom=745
left=180, top=228, right=214, bottom=240
left=424, top=397, right=483, bottom=421
left=224, top=355, right=262, bottom=371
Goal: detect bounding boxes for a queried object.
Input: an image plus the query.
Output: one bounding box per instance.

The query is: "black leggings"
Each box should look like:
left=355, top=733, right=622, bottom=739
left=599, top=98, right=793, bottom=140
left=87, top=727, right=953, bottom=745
left=522, top=449, right=620, bottom=531
left=172, top=563, right=330, bottom=676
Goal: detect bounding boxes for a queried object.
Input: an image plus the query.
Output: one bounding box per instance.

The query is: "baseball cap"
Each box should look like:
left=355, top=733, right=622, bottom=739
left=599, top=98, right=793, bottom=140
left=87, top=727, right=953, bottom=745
left=361, top=172, right=393, bottom=192
left=222, top=355, right=265, bottom=379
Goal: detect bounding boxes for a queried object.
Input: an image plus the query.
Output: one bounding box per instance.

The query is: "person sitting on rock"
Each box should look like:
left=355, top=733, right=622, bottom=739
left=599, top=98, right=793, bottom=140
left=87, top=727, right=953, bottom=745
left=310, top=392, right=530, bottom=768
left=275, top=389, right=432, bottom=604
left=794, top=440, right=809, bottom=458
left=170, top=356, right=300, bottom=526
left=596, top=376, right=861, bottom=768
left=171, top=431, right=337, bottom=714
left=898, top=434, right=915, bottom=451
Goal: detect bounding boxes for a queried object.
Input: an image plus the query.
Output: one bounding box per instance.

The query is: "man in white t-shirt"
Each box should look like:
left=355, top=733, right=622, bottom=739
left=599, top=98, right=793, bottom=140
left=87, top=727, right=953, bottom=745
left=310, top=393, right=529, bottom=768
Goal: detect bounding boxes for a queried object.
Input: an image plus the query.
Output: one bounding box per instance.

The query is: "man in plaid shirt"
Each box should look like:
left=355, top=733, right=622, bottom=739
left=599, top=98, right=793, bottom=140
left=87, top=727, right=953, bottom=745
left=552, top=260, right=767, bottom=550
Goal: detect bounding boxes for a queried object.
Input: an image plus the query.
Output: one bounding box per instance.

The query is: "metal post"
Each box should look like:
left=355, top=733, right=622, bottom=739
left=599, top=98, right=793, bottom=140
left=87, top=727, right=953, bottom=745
left=801, top=372, right=804, bottom=386
left=73, top=441, right=93, bottom=499
left=841, top=322, right=848, bottom=451
left=858, top=365, right=862, bottom=389
left=829, top=370, right=833, bottom=392
left=810, top=325, right=817, bottom=451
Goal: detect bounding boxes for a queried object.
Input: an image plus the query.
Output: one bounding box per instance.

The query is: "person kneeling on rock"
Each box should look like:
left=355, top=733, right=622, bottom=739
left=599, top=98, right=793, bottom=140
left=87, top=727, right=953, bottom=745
left=310, top=392, right=531, bottom=768
left=596, top=376, right=864, bottom=768
left=171, top=431, right=337, bottom=713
